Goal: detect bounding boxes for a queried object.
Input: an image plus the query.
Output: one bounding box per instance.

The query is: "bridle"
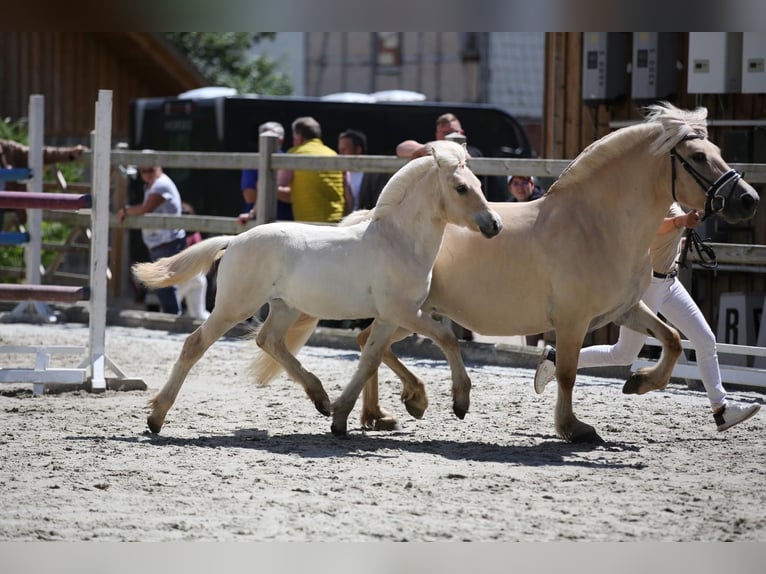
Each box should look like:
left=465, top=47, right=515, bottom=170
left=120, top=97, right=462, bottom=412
left=670, top=133, right=735, bottom=270
left=670, top=133, right=742, bottom=221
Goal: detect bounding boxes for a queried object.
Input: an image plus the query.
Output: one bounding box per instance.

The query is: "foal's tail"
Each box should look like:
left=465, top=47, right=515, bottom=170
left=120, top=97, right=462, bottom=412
left=249, top=313, right=320, bottom=385
left=132, top=235, right=233, bottom=289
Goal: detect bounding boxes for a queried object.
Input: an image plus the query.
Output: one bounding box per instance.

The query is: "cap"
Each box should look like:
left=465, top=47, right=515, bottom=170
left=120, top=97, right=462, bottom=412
left=258, top=121, right=285, bottom=139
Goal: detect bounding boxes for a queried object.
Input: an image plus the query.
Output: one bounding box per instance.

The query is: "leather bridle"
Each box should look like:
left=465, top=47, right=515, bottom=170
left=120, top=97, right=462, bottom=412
left=670, top=133, right=742, bottom=221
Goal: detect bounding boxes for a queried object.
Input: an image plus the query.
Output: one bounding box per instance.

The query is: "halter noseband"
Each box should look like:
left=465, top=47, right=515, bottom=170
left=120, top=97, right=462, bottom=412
left=670, top=133, right=742, bottom=221
left=671, top=133, right=724, bottom=271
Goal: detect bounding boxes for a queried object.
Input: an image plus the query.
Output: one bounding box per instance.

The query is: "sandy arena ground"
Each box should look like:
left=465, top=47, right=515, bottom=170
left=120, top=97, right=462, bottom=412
left=1, top=322, right=764, bottom=542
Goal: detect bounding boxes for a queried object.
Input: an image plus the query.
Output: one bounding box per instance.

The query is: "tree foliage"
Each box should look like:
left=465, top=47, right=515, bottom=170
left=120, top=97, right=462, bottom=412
left=164, top=33, right=293, bottom=96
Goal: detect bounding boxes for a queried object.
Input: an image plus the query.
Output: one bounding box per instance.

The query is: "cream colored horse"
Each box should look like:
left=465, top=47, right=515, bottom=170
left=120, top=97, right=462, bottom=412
left=251, top=102, right=759, bottom=442
left=132, top=140, right=501, bottom=434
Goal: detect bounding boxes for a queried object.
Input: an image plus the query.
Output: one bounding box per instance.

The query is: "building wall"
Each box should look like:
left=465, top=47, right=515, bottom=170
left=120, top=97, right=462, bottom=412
left=304, top=32, right=482, bottom=103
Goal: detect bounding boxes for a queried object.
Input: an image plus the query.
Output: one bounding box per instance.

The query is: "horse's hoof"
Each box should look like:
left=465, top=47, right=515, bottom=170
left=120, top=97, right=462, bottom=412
left=314, top=399, right=332, bottom=417
left=622, top=373, right=651, bottom=395
left=453, top=404, right=467, bottom=420
left=330, top=422, right=347, bottom=436
left=403, top=400, right=426, bottom=419
left=146, top=417, right=162, bottom=434
left=570, top=429, right=605, bottom=444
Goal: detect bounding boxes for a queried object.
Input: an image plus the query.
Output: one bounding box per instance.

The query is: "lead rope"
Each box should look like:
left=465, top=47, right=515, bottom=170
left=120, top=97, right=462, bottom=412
left=678, top=224, right=718, bottom=270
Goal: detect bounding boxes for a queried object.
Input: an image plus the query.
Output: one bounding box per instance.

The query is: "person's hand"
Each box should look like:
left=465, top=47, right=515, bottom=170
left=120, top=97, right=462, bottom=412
left=117, top=206, right=127, bottom=223
left=237, top=212, right=253, bottom=225
left=682, top=210, right=701, bottom=229
left=410, top=145, right=430, bottom=159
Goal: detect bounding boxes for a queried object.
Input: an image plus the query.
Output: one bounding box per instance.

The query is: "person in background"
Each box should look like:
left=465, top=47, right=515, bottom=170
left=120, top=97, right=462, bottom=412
left=278, top=117, right=345, bottom=222
left=534, top=203, right=761, bottom=432
left=117, top=161, right=185, bottom=315
left=176, top=202, right=210, bottom=320
left=507, top=174, right=545, bottom=202
left=337, top=128, right=390, bottom=211
left=396, top=112, right=483, bottom=161
left=237, top=121, right=293, bottom=225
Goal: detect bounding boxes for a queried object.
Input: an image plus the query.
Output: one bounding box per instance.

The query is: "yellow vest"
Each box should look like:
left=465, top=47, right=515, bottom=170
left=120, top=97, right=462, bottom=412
left=287, top=139, right=345, bottom=222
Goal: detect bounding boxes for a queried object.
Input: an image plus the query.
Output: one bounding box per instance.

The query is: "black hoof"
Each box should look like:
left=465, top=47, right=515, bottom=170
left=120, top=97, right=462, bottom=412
left=453, top=405, right=467, bottom=420
left=330, top=422, right=347, bottom=436
left=622, top=376, right=641, bottom=394
left=146, top=418, right=161, bottom=434
left=571, top=430, right=605, bottom=444
left=314, top=400, right=331, bottom=417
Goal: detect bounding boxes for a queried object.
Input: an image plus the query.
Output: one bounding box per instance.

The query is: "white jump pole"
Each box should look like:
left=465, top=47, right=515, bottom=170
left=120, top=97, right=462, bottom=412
left=87, top=89, right=113, bottom=392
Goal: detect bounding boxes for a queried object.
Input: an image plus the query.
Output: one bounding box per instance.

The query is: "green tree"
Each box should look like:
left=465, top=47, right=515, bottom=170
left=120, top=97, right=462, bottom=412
left=165, top=32, right=293, bottom=96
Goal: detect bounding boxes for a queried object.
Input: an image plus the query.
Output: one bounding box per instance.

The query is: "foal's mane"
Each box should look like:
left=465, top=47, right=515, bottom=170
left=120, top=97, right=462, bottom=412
left=374, top=140, right=465, bottom=218
left=549, top=101, right=709, bottom=192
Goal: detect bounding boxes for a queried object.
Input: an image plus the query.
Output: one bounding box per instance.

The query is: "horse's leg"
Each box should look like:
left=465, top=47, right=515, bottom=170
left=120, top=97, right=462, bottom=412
left=393, top=313, right=472, bottom=420
left=617, top=301, right=683, bottom=395
left=147, top=311, right=245, bottom=433
left=332, top=320, right=399, bottom=436
left=552, top=320, right=604, bottom=444
left=359, top=325, right=428, bottom=430
left=256, top=300, right=332, bottom=416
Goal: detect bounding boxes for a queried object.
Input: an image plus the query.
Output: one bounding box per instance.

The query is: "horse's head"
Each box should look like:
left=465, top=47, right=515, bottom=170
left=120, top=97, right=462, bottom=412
left=427, top=140, right=502, bottom=238
left=646, top=102, right=759, bottom=223
left=670, top=135, right=759, bottom=223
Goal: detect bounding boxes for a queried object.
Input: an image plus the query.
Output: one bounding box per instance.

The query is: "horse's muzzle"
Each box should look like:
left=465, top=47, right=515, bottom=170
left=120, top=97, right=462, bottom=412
left=722, top=181, right=759, bottom=223
left=477, top=210, right=503, bottom=238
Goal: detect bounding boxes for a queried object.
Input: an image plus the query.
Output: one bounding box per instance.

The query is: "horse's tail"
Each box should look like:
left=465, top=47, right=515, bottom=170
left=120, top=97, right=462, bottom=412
left=132, top=235, right=233, bottom=289
left=249, top=313, right=320, bottom=386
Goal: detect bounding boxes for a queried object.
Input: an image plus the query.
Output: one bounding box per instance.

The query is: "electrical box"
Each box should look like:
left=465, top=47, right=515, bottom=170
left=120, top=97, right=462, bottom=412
left=582, top=32, right=630, bottom=102
left=631, top=32, right=679, bottom=102
left=742, top=32, right=766, bottom=94
left=687, top=32, right=742, bottom=93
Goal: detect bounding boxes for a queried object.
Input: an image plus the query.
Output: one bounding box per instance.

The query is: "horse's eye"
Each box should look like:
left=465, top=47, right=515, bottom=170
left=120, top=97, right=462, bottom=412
left=455, top=184, right=468, bottom=195
left=692, top=152, right=706, bottom=162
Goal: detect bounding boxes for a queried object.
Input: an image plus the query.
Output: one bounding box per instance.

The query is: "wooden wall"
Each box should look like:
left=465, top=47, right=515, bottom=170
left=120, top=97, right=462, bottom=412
left=543, top=33, right=765, bottom=346
left=0, top=32, right=205, bottom=145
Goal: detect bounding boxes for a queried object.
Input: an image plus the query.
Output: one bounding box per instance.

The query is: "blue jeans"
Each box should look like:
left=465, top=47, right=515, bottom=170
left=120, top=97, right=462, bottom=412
left=147, top=237, right=186, bottom=315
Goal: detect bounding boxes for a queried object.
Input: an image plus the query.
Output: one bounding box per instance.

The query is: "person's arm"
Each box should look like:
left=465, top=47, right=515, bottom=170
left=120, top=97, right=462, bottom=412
left=276, top=169, right=293, bottom=203
left=117, top=193, right=165, bottom=223
left=396, top=139, right=427, bottom=159
left=658, top=210, right=700, bottom=235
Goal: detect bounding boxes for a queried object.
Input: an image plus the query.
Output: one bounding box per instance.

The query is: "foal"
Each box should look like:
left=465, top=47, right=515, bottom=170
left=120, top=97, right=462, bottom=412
left=132, top=140, right=501, bottom=434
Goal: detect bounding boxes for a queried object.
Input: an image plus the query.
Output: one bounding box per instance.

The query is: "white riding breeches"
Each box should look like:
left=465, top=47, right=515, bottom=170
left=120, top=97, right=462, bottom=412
left=176, top=272, right=210, bottom=320
left=578, top=275, right=726, bottom=411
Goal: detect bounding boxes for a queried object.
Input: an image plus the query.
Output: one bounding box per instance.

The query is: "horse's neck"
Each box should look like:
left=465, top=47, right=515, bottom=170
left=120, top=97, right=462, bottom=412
left=375, top=189, right=446, bottom=264
left=573, top=145, right=673, bottom=249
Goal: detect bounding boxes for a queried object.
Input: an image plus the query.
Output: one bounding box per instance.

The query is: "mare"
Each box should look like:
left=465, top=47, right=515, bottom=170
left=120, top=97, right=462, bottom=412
left=132, top=140, right=502, bottom=434
left=251, top=102, right=760, bottom=443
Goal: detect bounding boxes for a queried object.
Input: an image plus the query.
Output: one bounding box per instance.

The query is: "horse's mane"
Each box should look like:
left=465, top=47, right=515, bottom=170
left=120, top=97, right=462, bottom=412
left=374, top=140, right=465, bottom=219
left=549, top=101, right=709, bottom=192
